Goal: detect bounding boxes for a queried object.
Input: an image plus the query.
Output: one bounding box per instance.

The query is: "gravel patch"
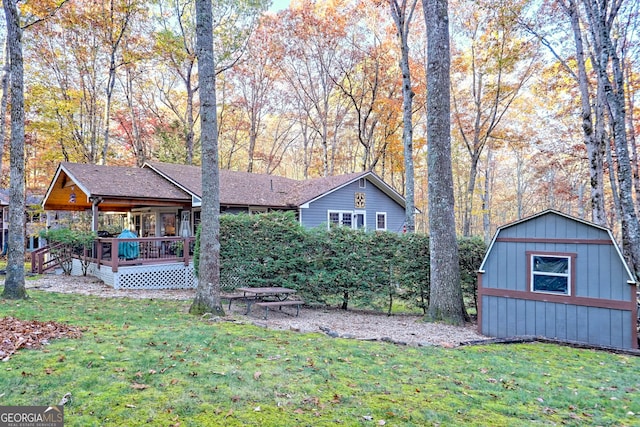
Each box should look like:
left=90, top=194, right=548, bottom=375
left=15, top=273, right=488, bottom=347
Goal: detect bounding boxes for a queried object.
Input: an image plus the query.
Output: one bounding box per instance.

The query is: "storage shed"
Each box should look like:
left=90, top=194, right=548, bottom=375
left=477, top=210, right=638, bottom=349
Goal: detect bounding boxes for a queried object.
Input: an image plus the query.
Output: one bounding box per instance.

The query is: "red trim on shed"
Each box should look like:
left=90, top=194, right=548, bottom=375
left=477, top=272, right=483, bottom=335
left=479, top=287, right=635, bottom=311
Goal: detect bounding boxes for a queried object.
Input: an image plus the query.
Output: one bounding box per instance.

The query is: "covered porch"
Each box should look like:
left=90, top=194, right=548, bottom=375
left=39, top=163, right=200, bottom=289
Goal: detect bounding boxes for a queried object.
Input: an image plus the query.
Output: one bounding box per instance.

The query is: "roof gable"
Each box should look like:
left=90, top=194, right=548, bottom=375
left=42, top=161, right=408, bottom=212
left=497, top=210, right=610, bottom=240
left=479, top=209, right=635, bottom=283
left=144, top=162, right=405, bottom=209
left=42, top=162, right=191, bottom=211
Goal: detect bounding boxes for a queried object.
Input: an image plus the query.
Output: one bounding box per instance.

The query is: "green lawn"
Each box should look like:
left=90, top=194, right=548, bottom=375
left=1, top=288, right=639, bottom=426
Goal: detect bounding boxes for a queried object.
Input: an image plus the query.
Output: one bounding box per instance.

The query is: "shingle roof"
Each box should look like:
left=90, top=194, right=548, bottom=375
left=59, top=162, right=191, bottom=201
left=0, top=189, right=41, bottom=206
left=43, top=161, right=399, bottom=211
left=145, top=162, right=368, bottom=208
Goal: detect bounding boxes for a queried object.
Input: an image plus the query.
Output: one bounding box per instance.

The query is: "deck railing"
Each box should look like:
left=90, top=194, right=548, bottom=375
left=93, top=236, right=195, bottom=272
left=32, top=236, right=195, bottom=274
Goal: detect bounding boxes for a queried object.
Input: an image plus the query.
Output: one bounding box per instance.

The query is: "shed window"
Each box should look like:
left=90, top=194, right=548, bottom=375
left=530, top=255, right=570, bottom=295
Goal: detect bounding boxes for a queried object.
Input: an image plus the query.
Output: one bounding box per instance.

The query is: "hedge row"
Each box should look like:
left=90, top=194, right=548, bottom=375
left=195, top=211, right=487, bottom=314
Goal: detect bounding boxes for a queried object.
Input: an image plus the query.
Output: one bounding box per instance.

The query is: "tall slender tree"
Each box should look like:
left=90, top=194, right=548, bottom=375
left=389, top=0, right=418, bottom=233
left=0, top=43, right=9, bottom=183
left=2, top=0, right=27, bottom=299
left=189, top=0, right=224, bottom=316
left=581, top=0, right=640, bottom=278
left=99, top=0, right=136, bottom=165
left=423, top=0, right=465, bottom=324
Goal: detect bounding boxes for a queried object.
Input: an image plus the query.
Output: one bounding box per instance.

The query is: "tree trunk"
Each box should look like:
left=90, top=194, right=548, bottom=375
left=101, top=0, right=131, bottom=165
left=2, top=0, right=27, bottom=300
left=624, top=60, right=640, bottom=218
left=583, top=0, right=640, bottom=278
left=189, top=0, right=224, bottom=316
left=423, top=0, right=465, bottom=325
left=481, top=145, right=494, bottom=243
left=463, top=151, right=481, bottom=236
left=565, top=0, right=607, bottom=226
left=389, top=0, right=418, bottom=233
left=185, top=75, right=195, bottom=165
left=0, top=41, right=9, bottom=178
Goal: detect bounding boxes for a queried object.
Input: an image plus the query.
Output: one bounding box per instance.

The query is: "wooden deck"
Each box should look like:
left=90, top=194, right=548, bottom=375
left=32, top=236, right=195, bottom=274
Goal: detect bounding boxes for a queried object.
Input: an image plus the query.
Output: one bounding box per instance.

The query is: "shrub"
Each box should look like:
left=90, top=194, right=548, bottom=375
left=39, top=228, right=96, bottom=275
left=458, top=236, right=487, bottom=315
left=194, top=212, right=487, bottom=314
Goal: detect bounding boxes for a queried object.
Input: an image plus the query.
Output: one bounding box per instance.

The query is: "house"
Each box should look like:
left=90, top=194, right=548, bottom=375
left=0, top=189, right=45, bottom=254
left=477, top=210, right=638, bottom=349
left=42, top=161, right=410, bottom=236
left=38, top=161, right=410, bottom=289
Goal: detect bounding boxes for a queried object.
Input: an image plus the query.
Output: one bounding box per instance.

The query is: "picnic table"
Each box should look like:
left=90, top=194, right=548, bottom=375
left=229, top=287, right=303, bottom=318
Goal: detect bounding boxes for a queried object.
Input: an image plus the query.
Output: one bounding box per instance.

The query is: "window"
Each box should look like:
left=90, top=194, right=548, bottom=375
left=342, top=212, right=352, bottom=227
left=530, top=254, right=571, bottom=295
left=359, top=178, right=366, bottom=189
left=328, top=211, right=354, bottom=229
left=160, top=213, right=176, bottom=236
left=376, top=212, right=387, bottom=231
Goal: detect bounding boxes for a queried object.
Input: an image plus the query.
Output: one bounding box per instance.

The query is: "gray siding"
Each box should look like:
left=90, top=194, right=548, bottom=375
left=481, top=295, right=632, bottom=349
left=482, top=215, right=630, bottom=301
left=299, top=179, right=405, bottom=232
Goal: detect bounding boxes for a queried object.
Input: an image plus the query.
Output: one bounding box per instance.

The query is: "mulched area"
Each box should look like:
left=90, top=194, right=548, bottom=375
left=0, top=316, right=83, bottom=361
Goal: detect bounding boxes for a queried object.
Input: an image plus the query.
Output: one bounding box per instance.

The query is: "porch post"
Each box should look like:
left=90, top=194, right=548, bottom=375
left=89, top=196, right=103, bottom=232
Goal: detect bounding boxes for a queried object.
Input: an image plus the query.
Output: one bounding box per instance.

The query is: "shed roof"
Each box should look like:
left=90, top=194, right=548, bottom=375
left=479, top=209, right=636, bottom=284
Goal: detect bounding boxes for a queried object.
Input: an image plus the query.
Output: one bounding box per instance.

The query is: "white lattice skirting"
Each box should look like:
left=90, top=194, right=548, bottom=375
left=72, top=259, right=196, bottom=290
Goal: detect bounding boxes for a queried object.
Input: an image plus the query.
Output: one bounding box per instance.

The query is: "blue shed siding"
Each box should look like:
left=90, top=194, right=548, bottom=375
left=299, top=179, right=405, bottom=232
left=482, top=238, right=631, bottom=300
left=479, top=211, right=637, bottom=349
left=481, top=295, right=632, bottom=348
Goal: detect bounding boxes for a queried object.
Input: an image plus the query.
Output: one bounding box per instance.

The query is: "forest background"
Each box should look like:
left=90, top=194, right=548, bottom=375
left=0, top=0, right=638, bottom=246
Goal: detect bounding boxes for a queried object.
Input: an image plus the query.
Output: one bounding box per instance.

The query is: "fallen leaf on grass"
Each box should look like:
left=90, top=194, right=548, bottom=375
left=131, top=382, right=150, bottom=390
left=254, top=371, right=262, bottom=380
